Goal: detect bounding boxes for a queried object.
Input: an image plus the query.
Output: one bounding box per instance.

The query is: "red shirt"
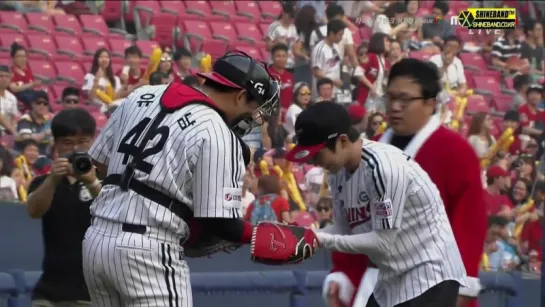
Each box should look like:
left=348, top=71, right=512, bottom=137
left=509, top=134, right=522, bottom=155
left=268, top=66, right=294, bottom=109
left=10, top=66, right=34, bottom=85
left=518, top=104, right=545, bottom=128
left=173, top=68, right=197, bottom=83
left=520, top=219, right=542, bottom=261
left=244, top=194, right=290, bottom=223
left=484, top=190, right=513, bottom=215
left=117, top=68, right=145, bottom=86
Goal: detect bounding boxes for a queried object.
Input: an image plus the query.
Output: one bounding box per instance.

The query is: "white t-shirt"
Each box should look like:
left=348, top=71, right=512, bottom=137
left=372, top=14, right=392, bottom=36
left=0, top=90, right=18, bottom=133
left=283, top=103, right=303, bottom=139
left=429, top=54, right=467, bottom=90
left=311, top=40, right=342, bottom=96
left=0, top=175, right=18, bottom=200
left=242, top=191, right=255, bottom=216
left=267, top=20, right=298, bottom=68
left=309, top=26, right=354, bottom=60
left=82, top=73, right=122, bottom=105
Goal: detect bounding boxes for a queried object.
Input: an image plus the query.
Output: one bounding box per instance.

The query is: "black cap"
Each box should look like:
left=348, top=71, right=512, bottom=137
left=286, top=102, right=351, bottom=162
left=34, top=90, right=49, bottom=103
left=503, top=110, right=519, bottom=122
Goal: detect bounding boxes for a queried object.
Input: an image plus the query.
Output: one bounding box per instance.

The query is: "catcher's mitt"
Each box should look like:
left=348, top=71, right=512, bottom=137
left=183, top=218, right=242, bottom=258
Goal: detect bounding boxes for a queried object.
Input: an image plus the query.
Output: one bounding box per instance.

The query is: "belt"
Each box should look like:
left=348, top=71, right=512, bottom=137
left=103, top=174, right=192, bottom=220
left=122, top=223, right=146, bottom=234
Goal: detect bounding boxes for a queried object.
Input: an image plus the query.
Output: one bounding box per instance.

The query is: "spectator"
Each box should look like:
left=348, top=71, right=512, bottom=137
left=181, top=75, right=201, bottom=88
left=8, top=43, right=41, bottom=107
left=512, top=74, right=531, bottom=107
left=267, top=111, right=290, bottom=148
left=61, top=86, right=81, bottom=109
left=521, top=19, right=544, bottom=78
left=315, top=197, right=333, bottom=226
left=15, top=91, right=52, bottom=155
left=156, top=52, right=174, bottom=82
left=284, top=81, right=311, bottom=139
left=265, top=3, right=298, bottom=69
left=503, top=110, right=523, bottom=155
left=117, top=46, right=145, bottom=87
left=27, top=108, right=99, bottom=306
left=515, top=154, right=537, bottom=181
left=485, top=215, right=520, bottom=271
left=0, top=65, right=18, bottom=136
left=292, top=4, right=318, bottom=63
left=303, top=164, right=325, bottom=206
left=173, top=48, right=196, bottom=82
left=403, top=0, right=423, bottom=47
left=429, top=35, right=467, bottom=96
left=419, top=1, right=454, bottom=45
left=388, top=40, right=406, bottom=65
left=244, top=175, right=291, bottom=224
left=354, top=33, right=391, bottom=111
left=297, top=0, right=326, bottom=23
left=348, top=103, right=367, bottom=134
left=149, top=71, right=169, bottom=86
left=268, top=43, right=294, bottom=109
left=467, top=112, right=495, bottom=159
left=365, top=112, right=385, bottom=138
left=315, top=78, right=335, bottom=102
left=372, top=2, right=408, bottom=39
left=14, top=139, right=40, bottom=182
left=82, top=48, right=123, bottom=107
left=484, top=165, right=513, bottom=217
left=2, top=0, right=65, bottom=14
left=0, top=146, right=17, bottom=200
left=311, top=19, right=346, bottom=100
left=518, top=85, right=545, bottom=131
left=241, top=168, right=257, bottom=215
left=310, top=3, right=358, bottom=67
left=491, top=29, right=526, bottom=73
left=509, top=178, right=532, bottom=208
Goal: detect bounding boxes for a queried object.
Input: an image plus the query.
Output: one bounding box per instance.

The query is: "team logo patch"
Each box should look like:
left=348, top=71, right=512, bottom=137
left=371, top=199, right=393, bottom=230
left=294, top=150, right=310, bottom=159
left=223, top=187, right=242, bottom=210
left=358, top=191, right=369, bottom=203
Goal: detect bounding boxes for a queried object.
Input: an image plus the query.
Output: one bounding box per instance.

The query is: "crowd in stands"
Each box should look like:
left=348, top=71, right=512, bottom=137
left=0, top=0, right=544, bottom=276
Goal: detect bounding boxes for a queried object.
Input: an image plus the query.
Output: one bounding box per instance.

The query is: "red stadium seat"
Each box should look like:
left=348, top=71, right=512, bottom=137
left=209, top=22, right=237, bottom=43
left=209, top=1, right=237, bottom=18
left=53, top=14, right=83, bottom=36
left=160, top=1, right=186, bottom=15
left=185, top=1, right=213, bottom=17
left=79, top=15, right=110, bottom=36
left=180, top=20, right=212, bottom=51
left=135, top=41, right=160, bottom=58
left=108, top=38, right=133, bottom=58
left=30, top=60, right=56, bottom=81
left=464, top=71, right=475, bottom=88
left=25, top=13, right=55, bottom=34
left=27, top=34, right=57, bottom=59
left=81, top=37, right=109, bottom=55
left=55, top=36, right=84, bottom=58
left=133, top=0, right=161, bottom=30
left=473, top=76, right=501, bottom=96
left=0, top=12, right=28, bottom=33
left=233, top=44, right=263, bottom=61
left=55, top=61, right=85, bottom=83
left=201, top=40, right=229, bottom=61
left=93, top=112, right=109, bottom=129
left=480, top=69, right=502, bottom=80
left=258, top=23, right=270, bottom=38
left=459, top=53, right=487, bottom=71
left=100, top=1, right=124, bottom=24
left=492, top=94, right=515, bottom=113
left=50, top=82, right=72, bottom=101
left=149, top=13, right=178, bottom=48
left=350, top=28, right=361, bottom=47
left=234, top=22, right=264, bottom=45
left=465, top=96, right=490, bottom=113
left=409, top=51, right=431, bottom=61
left=235, top=1, right=261, bottom=20
left=0, top=33, right=27, bottom=51
left=504, top=76, right=514, bottom=89
left=258, top=1, right=282, bottom=22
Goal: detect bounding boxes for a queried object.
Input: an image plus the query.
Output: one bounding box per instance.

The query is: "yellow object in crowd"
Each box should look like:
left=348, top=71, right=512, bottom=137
left=95, top=89, right=113, bottom=105
left=481, top=253, right=489, bottom=271
left=259, top=160, right=269, bottom=175
left=480, top=128, right=514, bottom=168
left=272, top=165, right=283, bottom=177
left=514, top=199, right=535, bottom=238
left=144, top=48, right=163, bottom=80
left=320, top=170, right=329, bottom=197
left=281, top=144, right=306, bottom=211
left=18, top=185, right=27, bottom=202
left=200, top=54, right=212, bottom=73
left=104, top=83, right=114, bottom=99
left=14, top=155, right=32, bottom=182
left=375, top=122, right=387, bottom=135
left=447, top=89, right=473, bottom=130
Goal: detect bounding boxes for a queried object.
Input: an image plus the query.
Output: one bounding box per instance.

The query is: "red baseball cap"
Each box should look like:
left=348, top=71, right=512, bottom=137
left=347, top=104, right=366, bottom=122
left=486, top=165, right=509, bottom=179
left=286, top=102, right=352, bottom=163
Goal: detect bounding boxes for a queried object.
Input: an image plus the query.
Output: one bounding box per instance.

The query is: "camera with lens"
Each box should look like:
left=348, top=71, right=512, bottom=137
left=66, top=152, right=93, bottom=175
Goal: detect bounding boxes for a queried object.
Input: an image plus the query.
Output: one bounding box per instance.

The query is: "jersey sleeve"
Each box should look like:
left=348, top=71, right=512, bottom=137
left=191, top=121, right=245, bottom=219
left=88, top=100, right=124, bottom=165
left=362, top=148, right=408, bottom=231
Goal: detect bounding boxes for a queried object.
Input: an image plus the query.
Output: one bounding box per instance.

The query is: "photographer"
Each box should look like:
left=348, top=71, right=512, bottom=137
left=27, top=108, right=100, bottom=307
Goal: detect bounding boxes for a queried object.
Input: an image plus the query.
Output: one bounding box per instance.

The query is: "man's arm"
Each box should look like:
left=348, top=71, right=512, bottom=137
left=26, top=175, right=53, bottom=218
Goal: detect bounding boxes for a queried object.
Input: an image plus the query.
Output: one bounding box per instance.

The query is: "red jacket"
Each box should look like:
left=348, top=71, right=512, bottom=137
left=355, top=53, right=389, bottom=106
left=329, top=118, right=486, bottom=307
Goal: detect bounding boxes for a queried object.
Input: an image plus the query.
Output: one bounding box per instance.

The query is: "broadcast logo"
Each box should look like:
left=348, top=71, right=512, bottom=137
left=450, top=8, right=517, bottom=35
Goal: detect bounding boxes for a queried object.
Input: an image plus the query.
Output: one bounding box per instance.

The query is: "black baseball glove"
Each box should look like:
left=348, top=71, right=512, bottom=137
left=183, top=218, right=242, bottom=258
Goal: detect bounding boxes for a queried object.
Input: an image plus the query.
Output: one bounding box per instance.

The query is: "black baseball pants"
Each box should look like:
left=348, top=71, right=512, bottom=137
left=366, top=280, right=460, bottom=307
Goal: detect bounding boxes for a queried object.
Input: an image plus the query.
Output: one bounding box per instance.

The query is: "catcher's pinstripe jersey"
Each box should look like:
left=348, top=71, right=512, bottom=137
left=89, top=85, right=245, bottom=238
left=328, top=140, right=467, bottom=307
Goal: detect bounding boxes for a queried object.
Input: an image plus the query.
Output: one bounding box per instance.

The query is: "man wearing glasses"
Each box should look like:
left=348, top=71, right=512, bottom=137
left=324, top=59, right=486, bottom=307
left=61, top=87, right=81, bottom=109
left=15, top=90, right=52, bottom=155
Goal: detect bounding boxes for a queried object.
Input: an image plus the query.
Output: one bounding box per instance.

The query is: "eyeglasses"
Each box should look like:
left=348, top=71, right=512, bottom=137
left=383, top=94, right=426, bottom=106
left=63, top=98, right=79, bottom=104
left=316, top=206, right=330, bottom=212
left=299, top=92, right=311, bottom=96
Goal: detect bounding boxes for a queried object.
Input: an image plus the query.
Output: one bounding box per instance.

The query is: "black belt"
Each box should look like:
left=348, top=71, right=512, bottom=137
left=103, top=174, right=192, bottom=220
left=122, top=223, right=146, bottom=234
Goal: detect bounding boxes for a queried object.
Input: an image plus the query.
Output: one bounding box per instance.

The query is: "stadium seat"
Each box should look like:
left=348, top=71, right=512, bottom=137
left=160, top=0, right=187, bottom=15
left=465, top=96, right=490, bottom=113
left=0, top=272, right=17, bottom=303
left=100, top=1, right=124, bottom=25
left=180, top=20, right=212, bottom=51
left=259, top=23, right=270, bottom=38
left=53, top=14, right=83, bottom=36
left=359, top=27, right=372, bottom=42
left=81, top=37, right=109, bottom=55
left=55, top=61, right=85, bottom=83
left=185, top=0, right=213, bottom=17
left=201, top=40, right=229, bottom=61
left=79, top=15, right=110, bottom=36
left=0, top=33, right=27, bottom=52
left=409, top=51, right=431, bottom=61
left=25, top=13, right=55, bottom=34
left=233, top=44, right=263, bottom=61
left=473, top=76, right=501, bottom=96
left=459, top=53, right=487, bottom=71
left=133, top=0, right=161, bottom=30
left=480, top=69, right=502, bottom=80
left=108, top=38, right=133, bottom=58
left=123, top=1, right=136, bottom=24
left=55, top=36, right=84, bottom=58
left=210, top=1, right=237, bottom=18
left=50, top=82, right=72, bottom=102
left=235, top=1, right=261, bottom=20
left=0, top=11, right=28, bottom=33
left=234, top=22, right=265, bottom=46
left=10, top=270, right=41, bottom=297
left=258, top=1, right=283, bottom=22
left=135, top=41, right=160, bottom=58
left=504, top=76, right=514, bottom=89
left=209, top=22, right=238, bottom=43
left=93, top=111, right=109, bottom=128
left=27, top=34, right=57, bottom=59
left=149, top=13, right=179, bottom=48
left=464, top=71, right=475, bottom=89
left=492, top=94, right=515, bottom=113
left=30, top=60, right=56, bottom=81
left=350, top=28, right=361, bottom=47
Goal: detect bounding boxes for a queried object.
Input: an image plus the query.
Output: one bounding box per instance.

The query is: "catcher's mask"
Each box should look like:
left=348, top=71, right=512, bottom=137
left=197, top=51, right=280, bottom=136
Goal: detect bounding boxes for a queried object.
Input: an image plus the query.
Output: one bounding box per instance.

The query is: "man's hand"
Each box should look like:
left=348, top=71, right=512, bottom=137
left=50, top=158, right=71, bottom=183
left=73, top=165, right=98, bottom=185
left=327, top=282, right=347, bottom=307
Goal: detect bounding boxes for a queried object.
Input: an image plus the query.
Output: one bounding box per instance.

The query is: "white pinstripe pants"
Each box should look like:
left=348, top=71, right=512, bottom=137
left=82, top=222, right=192, bottom=307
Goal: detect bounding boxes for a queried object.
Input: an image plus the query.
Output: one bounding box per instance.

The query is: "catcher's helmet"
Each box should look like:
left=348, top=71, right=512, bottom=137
left=197, top=51, right=279, bottom=135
